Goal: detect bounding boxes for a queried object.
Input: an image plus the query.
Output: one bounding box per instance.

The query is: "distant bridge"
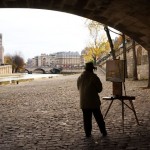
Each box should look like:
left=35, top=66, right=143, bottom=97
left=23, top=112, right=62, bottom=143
left=25, top=67, right=62, bottom=74
left=25, top=66, right=84, bottom=74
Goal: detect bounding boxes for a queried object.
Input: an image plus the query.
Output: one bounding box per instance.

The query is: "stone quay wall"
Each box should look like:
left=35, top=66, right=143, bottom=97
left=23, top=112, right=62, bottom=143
left=0, top=65, right=12, bottom=75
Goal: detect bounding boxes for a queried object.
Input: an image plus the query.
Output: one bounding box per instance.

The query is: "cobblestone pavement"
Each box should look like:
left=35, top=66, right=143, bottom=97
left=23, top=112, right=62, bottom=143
left=0, top=70, right=150, bottom=150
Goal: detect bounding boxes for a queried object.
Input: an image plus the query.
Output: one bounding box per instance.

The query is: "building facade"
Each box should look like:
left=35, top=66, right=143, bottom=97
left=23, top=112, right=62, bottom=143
left=55, top=52, right=81, bottom=68
left=27, top=51, right=81, bottom=68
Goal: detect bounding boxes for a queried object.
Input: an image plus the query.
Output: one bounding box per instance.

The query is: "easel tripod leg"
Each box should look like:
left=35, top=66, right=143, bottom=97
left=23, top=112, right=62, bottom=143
left=104, top=100, right=113, bottom=119
left=129, top=100, right=140, bottom=125
left=121, top=99, right=125, bottom=133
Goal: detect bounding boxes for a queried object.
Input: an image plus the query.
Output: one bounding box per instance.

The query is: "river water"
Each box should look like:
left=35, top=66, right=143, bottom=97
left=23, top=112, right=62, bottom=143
left=0, top=73, right=62, bottom=82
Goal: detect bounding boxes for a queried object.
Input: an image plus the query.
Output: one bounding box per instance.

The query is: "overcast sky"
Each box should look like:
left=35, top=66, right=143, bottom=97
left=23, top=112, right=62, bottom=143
left=0, top=8, right=118, bottom=62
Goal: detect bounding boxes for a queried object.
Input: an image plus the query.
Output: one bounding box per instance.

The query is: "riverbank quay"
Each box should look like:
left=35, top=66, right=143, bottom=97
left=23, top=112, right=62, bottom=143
left=0, top=71, right=150, bottom=150
left=0, top=73, right=63, bottom=85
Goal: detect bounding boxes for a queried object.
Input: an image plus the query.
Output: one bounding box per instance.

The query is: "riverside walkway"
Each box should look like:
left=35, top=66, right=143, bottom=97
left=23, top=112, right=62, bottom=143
left=0, top=69, right=150, bottom=150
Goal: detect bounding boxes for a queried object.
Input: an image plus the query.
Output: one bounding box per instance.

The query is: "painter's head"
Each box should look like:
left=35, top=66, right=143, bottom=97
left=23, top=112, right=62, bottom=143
left=85, top=62, right=97, bottom=72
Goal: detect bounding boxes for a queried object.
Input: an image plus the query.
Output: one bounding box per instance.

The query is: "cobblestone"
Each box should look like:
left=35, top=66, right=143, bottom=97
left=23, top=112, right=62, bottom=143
left=0, top=70, right=150, bottom=150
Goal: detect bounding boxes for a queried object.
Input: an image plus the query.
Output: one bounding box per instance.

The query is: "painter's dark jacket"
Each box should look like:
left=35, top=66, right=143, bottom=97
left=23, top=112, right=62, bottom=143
left=77, top=71, right=103, bottom=109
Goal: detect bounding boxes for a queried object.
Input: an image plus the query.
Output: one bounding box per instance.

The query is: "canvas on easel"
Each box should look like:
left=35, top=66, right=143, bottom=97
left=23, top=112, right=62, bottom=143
left=106, top=60, right=125, bottom=83
left=106, top=60, right=125, bottom=96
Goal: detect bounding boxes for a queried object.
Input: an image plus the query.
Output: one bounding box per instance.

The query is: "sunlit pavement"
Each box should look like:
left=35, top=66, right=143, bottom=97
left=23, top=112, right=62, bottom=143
left=0, top=70, right=150, bottom=150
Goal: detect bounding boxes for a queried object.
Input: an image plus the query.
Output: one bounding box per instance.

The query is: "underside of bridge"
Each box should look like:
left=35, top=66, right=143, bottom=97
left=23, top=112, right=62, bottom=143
left=1, top=0, right=150, bottom=51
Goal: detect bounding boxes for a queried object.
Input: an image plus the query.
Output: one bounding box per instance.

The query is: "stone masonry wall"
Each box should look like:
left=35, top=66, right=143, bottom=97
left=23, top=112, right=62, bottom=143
left=0, top=65, right=12, bottom=75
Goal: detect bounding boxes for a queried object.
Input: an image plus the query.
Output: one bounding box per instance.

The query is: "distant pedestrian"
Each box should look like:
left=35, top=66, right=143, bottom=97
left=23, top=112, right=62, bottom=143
left=77, top=62, right=107, bottom=137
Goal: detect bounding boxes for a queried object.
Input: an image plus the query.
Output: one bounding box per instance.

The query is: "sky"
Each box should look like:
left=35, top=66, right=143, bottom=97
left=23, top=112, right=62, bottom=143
left=0, top=8, right=118, bottom=62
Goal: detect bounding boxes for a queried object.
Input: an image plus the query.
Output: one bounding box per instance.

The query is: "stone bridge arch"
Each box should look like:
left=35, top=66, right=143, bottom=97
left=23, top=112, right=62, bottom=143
left=33, top=68, right=46, bottom=74
left=1, top=0, right=150, bottom=51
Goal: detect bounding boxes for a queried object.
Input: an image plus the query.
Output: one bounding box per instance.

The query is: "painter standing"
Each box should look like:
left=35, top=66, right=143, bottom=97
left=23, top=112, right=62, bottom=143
left=77, top=62, right=107, bottom=137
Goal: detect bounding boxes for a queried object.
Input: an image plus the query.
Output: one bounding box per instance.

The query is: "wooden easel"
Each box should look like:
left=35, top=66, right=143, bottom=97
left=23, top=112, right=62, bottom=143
left=103, top=60, right=140, bottom=132
left=103, top=82, right=140, bottom=132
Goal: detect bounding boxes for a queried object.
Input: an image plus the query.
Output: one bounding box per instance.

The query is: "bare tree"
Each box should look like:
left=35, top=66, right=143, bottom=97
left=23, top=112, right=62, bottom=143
left=12, top=54, right=25, bottom=73
left=4, top=54, right=25, bottom=73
